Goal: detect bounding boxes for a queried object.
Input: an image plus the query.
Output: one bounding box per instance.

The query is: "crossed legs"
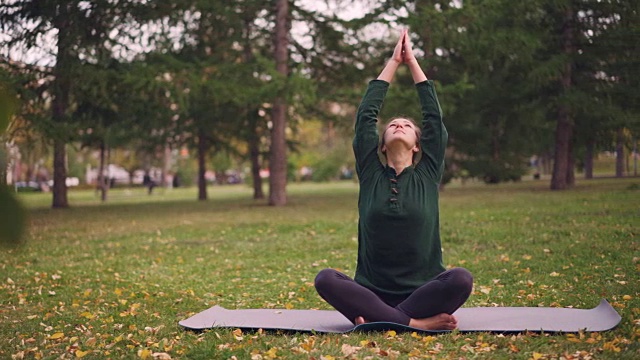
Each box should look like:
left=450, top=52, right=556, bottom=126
left=314, top=268, right=473, bottom=330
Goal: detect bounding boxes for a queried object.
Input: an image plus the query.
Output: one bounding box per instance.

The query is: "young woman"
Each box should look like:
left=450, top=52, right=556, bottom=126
left=314, top=29, right=473, bottom=331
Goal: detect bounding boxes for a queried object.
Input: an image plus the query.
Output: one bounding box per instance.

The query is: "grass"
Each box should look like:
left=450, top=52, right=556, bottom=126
left=1, top=178, right=638, bottom=359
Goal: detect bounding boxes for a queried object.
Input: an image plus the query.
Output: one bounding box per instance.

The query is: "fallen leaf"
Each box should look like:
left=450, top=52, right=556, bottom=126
left=341, top=344, right=361, bottom=356
left=152, top=353, right=172, bottom=360
left=49, top=332, right=64, bottom=340
left=75, top=350, right=90, bottom=358
left=264, top=347, right=278, bottom=359
left=138, top=348, right=152, bottom=359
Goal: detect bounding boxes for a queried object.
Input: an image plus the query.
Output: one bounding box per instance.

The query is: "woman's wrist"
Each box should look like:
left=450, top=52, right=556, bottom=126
left=387, top=58, right=401, bottom=67
left=405, top=58, right=420, bottom=67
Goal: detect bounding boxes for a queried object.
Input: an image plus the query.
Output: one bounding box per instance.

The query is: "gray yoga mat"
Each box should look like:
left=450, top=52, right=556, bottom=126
left=179, top=299, right=621, bottom=333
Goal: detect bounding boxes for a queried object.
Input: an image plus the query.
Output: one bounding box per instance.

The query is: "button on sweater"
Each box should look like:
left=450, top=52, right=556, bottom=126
left=353, top=79, right=448, bottom=298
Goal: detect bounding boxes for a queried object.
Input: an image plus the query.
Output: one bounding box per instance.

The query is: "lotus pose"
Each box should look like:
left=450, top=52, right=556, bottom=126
left=314, top=29, right=473, bottom=330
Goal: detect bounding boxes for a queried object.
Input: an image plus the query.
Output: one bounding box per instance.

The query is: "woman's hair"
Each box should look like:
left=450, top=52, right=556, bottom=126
left=378, top=116, right=422, bottom=164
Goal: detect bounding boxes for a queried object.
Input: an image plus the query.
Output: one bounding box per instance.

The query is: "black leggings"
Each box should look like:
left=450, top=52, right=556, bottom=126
left=314, top=268, right=473, bottom=325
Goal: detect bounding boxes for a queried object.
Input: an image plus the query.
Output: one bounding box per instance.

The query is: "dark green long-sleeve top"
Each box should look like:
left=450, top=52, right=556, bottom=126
left=353, top=79, right=448, bottom=298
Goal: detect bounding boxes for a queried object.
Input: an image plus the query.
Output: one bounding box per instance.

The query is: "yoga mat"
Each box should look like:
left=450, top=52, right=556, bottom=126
left=179, top=299, right=621, bottom=333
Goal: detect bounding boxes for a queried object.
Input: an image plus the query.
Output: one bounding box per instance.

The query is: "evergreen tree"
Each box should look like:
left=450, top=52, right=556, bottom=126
left=0, top=0, right=148, bottom=206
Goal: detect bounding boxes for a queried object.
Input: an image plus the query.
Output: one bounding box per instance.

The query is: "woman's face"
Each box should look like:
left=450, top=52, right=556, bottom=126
left=382, top=118, right=420, bottom=152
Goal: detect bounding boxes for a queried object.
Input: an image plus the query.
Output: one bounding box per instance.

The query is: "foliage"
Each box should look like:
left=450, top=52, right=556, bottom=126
left=1, top=0, right=638, bottom=202
left=1, top=179, right=638, bottom=358
left=0, top=83, right=26, bottom=248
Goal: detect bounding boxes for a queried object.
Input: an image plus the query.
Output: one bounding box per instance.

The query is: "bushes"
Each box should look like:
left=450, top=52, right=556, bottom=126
left=462, top=157, right=528, bottom=184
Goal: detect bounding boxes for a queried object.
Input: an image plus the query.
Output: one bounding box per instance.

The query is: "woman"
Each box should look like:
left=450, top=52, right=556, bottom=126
left=314, top=29, right=473, bottom=331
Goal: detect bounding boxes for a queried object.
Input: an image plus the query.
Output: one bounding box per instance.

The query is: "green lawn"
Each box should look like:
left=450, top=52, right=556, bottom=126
left=1, top=178, right=638, bottom=359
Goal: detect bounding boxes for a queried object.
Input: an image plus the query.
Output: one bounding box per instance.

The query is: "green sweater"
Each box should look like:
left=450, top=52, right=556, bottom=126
left=353, top=79, right=448, bottom=298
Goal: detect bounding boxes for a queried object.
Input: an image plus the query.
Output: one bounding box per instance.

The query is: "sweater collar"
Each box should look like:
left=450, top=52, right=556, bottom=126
left=385, top=164, right=414, bottom=177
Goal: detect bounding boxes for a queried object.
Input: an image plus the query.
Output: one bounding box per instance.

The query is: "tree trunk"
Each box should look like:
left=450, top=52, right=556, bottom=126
left=584, top=138, right=594, bottom=179
left=566, top=139, right=575, bottom=186
left=51, top=5, right=72, bottom=208
left=99, top=141, right=107, bottom=202
left=615, top=127, right=624, bottom=177
left=550, top=5, right=575, bottom=191
left=0, top=144, right=7, bottom=186
left=268, top=0, right=289, bottom=206
left=52, top=140, right=68, bottom=208
left=197, top=130, right=208, bottom=201
left=241, top=19, right=264, bottom=200
left=163, top=143, right=172, bottom=188
left=634, top=139, right=638, bottom=177
left=249, top=125, right=264, bottom=200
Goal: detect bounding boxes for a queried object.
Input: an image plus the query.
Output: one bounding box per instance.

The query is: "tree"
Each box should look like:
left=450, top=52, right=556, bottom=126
left=268, top=0, right=290, bottom=206
left=399, top=0, right=639, bottom=187
left=0, top=79, right=26, bottom=248
left=1, top=0, right=147, bottom=207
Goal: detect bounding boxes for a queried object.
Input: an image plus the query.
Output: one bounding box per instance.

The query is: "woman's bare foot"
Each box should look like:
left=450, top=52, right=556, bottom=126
left=409, top=313, right=457, bottom=330
left=355, top=314, right=456, bottom=330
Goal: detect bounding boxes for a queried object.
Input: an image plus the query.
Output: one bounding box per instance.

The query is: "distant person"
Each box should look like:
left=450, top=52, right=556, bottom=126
left=143, top=173, right=156, bottom=195
left=172, top=173, right=181, bottom=188
left=530, top=155, right=541, bottom=180
left=314, top=29, right=473, bottom=330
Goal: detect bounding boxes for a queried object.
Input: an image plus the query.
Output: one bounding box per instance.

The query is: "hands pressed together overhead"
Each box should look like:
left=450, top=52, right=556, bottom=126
left=391, top=29, right=418, bottom=65
left=378, top=29, right=427, bottom=84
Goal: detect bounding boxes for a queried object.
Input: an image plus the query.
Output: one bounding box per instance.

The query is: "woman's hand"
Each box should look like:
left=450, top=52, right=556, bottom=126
left=377, top=29, right=405, bottom=82
left=401, top=30, right=418, bottom=65
left=402, top=29, right=428, bottom=83
left=390, top=29, right=407, bottom=64
left=378, top=28, right=427, bottom=83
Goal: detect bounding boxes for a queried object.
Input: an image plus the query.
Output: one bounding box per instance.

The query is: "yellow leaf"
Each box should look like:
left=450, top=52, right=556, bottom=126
left=80, top=312, right=95, bottom=320
left=301, top=338, right=315, bottom=351
left=114, top=288, right=123, bottom=296
left=360, top=340, right=376, bottom=347
left=422, top=335, right=436, bottom=343
left=386, top=330, right=396, bottom=337
left=532, top=352, right=544, bottom=360
left=49, top=332, right=65, bottom=340
left=622, top=295, right=632, bottom=301
left=285, top=303, right=294, bottom=310
left=138, top=348, right=152, bottom=359
left=264, top=347, right=278, bottom=359
left=411, top=331, right=421, bottom=339
left=75, top=350, right=90, bottom=358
